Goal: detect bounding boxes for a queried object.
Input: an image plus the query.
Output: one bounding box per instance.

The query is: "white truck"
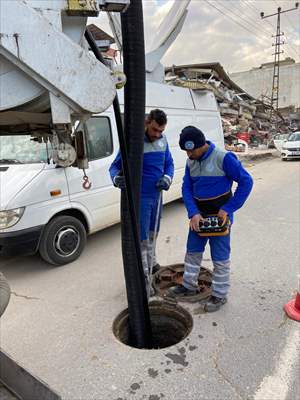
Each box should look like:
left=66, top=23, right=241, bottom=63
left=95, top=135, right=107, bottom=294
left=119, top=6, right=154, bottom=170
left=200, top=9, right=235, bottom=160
left=0, top=0, right=224, bottom=266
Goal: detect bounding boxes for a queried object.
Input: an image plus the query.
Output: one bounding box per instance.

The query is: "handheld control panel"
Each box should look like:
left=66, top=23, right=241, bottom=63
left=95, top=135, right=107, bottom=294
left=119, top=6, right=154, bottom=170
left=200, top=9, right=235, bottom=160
left=198, top=215, right=230, bottom=236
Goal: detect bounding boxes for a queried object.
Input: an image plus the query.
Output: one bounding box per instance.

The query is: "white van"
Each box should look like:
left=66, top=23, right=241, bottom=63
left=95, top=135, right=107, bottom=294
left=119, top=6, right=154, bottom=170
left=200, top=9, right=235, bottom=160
left=0, top=82, right=224, bottom=265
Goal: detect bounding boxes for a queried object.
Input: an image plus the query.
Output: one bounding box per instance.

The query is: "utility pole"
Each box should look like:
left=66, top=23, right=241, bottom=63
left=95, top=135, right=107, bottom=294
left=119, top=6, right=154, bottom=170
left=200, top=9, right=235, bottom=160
left=260, top=2, right=299, bottom=130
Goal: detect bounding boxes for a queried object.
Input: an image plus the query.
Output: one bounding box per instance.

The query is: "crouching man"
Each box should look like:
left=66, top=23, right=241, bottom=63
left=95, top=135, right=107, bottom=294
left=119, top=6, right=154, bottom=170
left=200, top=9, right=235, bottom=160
left=170, top=126, right=253, bottom=312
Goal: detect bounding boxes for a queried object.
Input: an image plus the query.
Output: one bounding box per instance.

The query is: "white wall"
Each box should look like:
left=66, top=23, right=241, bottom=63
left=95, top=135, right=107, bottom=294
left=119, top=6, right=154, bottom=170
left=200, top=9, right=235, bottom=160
left=230, top=62, right=300, bottom=109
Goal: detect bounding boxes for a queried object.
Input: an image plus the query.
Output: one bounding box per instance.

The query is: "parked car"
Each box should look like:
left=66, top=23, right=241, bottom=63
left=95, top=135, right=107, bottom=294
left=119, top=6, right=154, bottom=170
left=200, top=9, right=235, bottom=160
left=273, top=133, right=291, bottom=151
left=281, top=131, right=300, bottom=161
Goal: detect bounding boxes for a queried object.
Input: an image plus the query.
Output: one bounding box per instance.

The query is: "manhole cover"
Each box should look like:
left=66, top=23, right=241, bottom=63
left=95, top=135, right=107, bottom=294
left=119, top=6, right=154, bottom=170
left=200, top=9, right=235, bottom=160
left=113, top=300, right=193, bottom=349
left=153, top=263, right=212, bottom=303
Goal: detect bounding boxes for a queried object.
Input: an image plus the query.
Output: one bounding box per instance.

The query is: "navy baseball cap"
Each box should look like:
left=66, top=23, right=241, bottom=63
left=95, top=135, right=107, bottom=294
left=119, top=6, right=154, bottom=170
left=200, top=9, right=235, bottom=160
left=179, top=126, right=206, bottom=150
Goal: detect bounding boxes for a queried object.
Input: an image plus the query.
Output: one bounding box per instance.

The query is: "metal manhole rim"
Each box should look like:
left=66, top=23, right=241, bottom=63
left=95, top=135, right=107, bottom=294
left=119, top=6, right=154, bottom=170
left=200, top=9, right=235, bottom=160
left=152, top=263, right=213, bottom=303
left=112, top=300, right=193, bottom=350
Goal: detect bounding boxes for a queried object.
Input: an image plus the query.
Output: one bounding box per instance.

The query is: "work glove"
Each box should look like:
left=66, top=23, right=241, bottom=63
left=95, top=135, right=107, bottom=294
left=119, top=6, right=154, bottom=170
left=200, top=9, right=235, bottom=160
left=113, top=175, right=125, bottom=190
left=156, top=175, right=171, bottom=191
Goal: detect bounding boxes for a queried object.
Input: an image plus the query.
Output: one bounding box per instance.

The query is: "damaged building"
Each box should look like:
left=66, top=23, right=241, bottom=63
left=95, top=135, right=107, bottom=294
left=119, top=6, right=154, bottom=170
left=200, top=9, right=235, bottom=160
left=165, top=62, right=285, bottom=149
left=230, top=58, right=300, bottom=132
left=88, top=23, right=295, bottom=150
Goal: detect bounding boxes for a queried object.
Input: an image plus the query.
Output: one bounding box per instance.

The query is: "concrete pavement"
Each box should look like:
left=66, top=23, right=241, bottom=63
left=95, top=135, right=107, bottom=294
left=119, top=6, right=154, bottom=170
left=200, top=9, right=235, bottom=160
left=0, top=157, right=299, bottom=400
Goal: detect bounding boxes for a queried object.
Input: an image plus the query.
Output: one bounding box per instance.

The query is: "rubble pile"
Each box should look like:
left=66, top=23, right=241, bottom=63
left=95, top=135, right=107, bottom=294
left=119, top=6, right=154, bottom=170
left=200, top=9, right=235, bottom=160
left=165, top=63, right=296, bottom=152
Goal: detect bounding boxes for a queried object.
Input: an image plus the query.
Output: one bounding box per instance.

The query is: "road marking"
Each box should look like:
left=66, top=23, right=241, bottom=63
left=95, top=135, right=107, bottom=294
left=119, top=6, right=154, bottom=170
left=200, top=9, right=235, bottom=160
left=254, top=326, right=300, bottom=400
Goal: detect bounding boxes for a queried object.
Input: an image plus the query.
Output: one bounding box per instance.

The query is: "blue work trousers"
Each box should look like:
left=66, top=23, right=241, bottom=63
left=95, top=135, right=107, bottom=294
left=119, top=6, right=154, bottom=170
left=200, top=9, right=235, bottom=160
left=183, top=230, right=231, bottom=298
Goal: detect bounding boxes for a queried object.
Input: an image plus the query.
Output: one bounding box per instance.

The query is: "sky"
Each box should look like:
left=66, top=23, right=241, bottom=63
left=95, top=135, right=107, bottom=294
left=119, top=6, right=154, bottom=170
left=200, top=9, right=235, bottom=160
left=89, top=0, right=300, bottom=74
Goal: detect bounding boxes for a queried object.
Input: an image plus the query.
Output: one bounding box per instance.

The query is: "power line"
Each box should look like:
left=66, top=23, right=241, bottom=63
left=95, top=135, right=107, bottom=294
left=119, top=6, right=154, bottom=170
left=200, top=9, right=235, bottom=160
left=273, top=0, right=299, bottom=31
left=224, top=1, right=297, bottom=59
left=204, top=0, right=270, bottom=42
left=285, top=12, right=298, bottom=31
left=248, top=1, right=294, bottom=33
left=236, top=0, right=299, bottom=58
left=234, top=0, right=300, bottom=56
left=281, top=34, right=300, bottom=58
left=272, top=0, right=300, bottom=57
left=225, top=0, right=278, bottom=37
left=260, top=2, right=299, bottom=126
left=246, top=0, right=274, bottom=29
left=246, top=0, right=298, bottom=37
left=205, top=0, right=298, bottom=60
left=228, top=0, right=276, bottom=35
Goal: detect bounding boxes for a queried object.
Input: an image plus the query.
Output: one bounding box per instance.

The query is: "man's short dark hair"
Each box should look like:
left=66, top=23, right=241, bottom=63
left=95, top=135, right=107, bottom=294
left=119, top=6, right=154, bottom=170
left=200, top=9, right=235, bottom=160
left=148, top=109, right=167, bottom=126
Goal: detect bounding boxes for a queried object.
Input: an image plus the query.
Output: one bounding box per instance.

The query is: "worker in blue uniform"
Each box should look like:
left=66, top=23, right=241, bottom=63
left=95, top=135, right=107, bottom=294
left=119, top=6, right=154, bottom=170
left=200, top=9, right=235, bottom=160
left=109, top=109, right=174, bottom=291
left=170, top=126, right=253, bottom=312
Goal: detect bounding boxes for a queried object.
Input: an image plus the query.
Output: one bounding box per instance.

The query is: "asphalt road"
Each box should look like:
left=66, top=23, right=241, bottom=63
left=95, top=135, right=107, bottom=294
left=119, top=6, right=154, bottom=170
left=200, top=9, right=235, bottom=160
left=0, top=156, right=299, bottom=400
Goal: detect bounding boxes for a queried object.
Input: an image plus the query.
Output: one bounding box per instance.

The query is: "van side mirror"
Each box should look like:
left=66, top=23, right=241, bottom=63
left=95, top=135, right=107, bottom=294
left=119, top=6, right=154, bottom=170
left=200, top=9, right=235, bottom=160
left=74, top=130, right=89, bottom=170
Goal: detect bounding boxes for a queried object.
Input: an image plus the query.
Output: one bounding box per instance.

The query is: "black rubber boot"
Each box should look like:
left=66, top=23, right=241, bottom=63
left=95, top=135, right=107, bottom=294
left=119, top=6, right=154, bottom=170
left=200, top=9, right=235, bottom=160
left=152, top=263, right=160, bottom=275
left=204, top=295, right=227, bottom=312
left=167, top=285, right=199, bottom=298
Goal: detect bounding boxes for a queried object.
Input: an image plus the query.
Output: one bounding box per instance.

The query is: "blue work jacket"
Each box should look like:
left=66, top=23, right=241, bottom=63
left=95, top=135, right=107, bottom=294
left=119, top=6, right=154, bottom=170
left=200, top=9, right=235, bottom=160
left=109, top=133, right=174, bottom=197
left=182, top=141, right=253, bottom=219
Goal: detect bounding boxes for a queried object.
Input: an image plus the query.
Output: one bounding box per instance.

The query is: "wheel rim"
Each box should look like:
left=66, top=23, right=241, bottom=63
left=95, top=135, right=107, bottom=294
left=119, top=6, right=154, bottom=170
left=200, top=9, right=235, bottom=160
left=53, top=226, right=80, bottom=257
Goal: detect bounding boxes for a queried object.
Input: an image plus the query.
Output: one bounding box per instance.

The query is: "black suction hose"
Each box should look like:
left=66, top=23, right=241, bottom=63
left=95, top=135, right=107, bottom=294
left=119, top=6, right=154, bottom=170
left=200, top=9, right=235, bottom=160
left=85, top=3, right=152, bottom=348
left=120, top=0, right=152, bottom=348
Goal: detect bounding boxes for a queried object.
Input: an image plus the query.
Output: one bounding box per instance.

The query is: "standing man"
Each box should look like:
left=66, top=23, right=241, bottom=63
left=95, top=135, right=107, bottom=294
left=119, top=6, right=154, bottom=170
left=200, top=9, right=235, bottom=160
left=109, top=109, right=174, bottom=291
left=170, top=126, right=253, bottom=312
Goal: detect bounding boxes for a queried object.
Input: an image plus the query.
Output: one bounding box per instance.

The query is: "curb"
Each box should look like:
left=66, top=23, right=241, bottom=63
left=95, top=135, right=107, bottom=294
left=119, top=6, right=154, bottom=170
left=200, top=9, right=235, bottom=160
left=237, top=151, right=278, bottom=162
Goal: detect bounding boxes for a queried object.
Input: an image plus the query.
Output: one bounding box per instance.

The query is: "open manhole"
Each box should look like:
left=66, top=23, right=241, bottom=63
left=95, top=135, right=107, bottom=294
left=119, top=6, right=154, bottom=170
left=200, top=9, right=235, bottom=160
left=113, top=300, right=193, bottom=349
left=153, top=263, right=212, bottom=303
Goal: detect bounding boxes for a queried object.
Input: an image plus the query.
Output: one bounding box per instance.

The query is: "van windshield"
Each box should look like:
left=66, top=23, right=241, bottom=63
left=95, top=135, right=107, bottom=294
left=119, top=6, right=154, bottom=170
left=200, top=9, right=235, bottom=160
left=0, top=135, right=50, bottom=164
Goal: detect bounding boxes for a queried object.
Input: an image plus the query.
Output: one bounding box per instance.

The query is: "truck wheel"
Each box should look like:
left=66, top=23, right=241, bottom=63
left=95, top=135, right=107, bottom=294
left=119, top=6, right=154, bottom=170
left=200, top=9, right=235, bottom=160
left=39, top=216, right=87, bottom=265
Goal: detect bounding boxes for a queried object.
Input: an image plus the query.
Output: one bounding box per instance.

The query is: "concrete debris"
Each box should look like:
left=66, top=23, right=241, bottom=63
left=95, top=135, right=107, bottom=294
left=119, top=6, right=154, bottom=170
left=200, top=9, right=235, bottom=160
left=165, top=63, right=299, bottom=153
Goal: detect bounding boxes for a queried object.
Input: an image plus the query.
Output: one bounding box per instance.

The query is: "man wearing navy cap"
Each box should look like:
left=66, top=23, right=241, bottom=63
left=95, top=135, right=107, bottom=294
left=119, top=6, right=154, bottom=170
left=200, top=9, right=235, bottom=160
left=169, top=126, right=253, bottom=312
